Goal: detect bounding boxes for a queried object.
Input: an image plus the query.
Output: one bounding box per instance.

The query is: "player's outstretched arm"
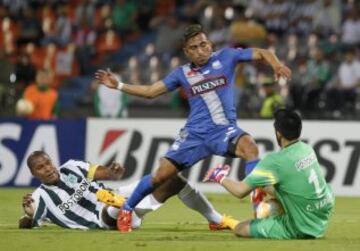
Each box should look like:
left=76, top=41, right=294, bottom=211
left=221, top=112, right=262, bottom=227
left=93, top=163, right=125, bottom=181
left=95, top=69, right=168, bottom=99
left=203, top=165, right=252, bottom=199
left=252, top=48, right=292, bottom=81
left=221, top=179, right=253, bottom=199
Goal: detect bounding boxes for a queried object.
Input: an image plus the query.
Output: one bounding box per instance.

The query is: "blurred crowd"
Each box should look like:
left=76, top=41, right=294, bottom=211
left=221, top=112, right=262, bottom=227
left=0, top=0, right=359, bottom=120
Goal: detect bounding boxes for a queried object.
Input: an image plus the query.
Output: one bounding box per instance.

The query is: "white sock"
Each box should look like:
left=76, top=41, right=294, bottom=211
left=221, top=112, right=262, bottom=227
left=106, top=206, right=119, bottom=219
left=131, top=194, right=163, bottom=229
left=177, top=183, right=223, bottom=224
left=135, top=194, right=163, bottom=218
left=113, top=181, right=164, bottom=228
left=115, top=182, right=163, bottom=218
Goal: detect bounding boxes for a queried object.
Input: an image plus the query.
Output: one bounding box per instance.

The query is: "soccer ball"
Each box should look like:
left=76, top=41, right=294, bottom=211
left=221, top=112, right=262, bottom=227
left=16, top=99, right=34, bottom=116
left=256, top=198, right=284, bottom=219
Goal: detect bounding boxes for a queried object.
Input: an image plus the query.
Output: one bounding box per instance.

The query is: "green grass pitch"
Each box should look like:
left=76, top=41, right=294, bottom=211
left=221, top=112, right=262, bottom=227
left=1, top=188, right=359, bottom=251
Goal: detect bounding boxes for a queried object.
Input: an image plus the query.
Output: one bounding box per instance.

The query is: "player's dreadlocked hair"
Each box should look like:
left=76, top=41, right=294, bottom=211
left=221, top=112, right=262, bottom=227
left=274, top=108, right=302, bottom=141
left=181, top=24, right=206, bottom=45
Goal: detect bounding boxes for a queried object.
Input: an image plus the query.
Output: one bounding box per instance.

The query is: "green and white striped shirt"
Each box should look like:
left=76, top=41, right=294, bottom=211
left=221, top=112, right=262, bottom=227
left=31, top=160, right=107, bottom=230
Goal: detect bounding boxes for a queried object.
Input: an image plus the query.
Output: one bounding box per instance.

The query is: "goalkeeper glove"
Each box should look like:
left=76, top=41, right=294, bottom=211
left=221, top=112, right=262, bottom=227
left=203, top=164, right=231, bottom=184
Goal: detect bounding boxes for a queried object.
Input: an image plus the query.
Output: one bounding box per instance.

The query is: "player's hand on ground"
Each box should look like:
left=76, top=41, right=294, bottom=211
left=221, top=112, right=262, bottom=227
left=95, top=68, right=120, bottom=89
left=203, top=164, right=231, bottom=184
left=22, top=193, right=35, bottom=217
left=109, top=162, right=125, bottom=179
left=274, top=64, right=291, bottom=81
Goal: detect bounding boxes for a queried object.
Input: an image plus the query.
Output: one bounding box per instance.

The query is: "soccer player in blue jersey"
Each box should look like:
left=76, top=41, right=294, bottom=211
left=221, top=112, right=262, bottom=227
left=95, top=24, right=292, bottom=232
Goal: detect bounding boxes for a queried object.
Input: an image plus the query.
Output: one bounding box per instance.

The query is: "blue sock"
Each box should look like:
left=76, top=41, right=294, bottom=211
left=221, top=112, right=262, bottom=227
left=122, top=175, right=154, bottom=211
left=245, top=159, right=260, bottom=176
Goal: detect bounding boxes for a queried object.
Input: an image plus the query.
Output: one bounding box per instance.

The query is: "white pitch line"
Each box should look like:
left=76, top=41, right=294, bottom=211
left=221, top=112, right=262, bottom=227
left=0, top=224, right=16, bottom=227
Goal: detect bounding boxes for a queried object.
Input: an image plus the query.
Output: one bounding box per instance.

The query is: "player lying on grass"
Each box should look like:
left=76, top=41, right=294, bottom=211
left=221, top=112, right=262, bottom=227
left=204, top=109, right=335, bottom=239
left=19, top=150, right=233, bottom=230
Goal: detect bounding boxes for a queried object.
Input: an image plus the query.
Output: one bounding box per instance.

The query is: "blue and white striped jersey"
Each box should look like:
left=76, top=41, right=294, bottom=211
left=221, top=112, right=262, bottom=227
left=163, top=47, right=253, bottom=132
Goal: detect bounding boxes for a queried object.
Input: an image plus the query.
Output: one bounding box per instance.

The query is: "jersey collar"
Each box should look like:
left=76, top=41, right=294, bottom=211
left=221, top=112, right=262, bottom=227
left=284, top=140, right=300, bottom=148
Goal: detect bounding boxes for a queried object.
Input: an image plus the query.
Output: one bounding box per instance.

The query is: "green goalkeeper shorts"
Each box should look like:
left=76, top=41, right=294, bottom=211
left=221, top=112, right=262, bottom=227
left=249, top=215, right=314, bottom=240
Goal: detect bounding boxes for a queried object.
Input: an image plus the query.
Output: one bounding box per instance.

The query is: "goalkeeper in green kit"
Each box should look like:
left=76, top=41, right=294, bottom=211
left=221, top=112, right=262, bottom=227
left=203, top=108, right=335, bottom=239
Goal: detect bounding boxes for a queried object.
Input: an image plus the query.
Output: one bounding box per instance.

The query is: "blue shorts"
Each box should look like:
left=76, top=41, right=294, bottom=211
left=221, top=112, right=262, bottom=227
left=165, top=124, right=246, bottom=169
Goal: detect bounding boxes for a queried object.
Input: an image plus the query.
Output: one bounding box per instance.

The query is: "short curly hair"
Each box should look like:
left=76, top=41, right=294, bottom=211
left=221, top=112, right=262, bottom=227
left=27, top=151, right=50, bottom=170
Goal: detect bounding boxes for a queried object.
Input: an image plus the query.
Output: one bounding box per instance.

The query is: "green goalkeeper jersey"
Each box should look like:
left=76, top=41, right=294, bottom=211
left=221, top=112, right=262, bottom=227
left=244, top=141, right=335, bottom=238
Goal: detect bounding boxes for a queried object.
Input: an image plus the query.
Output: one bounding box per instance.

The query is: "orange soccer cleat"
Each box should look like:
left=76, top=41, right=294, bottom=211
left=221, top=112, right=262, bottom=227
left=117, top=208, right=132, bottom=233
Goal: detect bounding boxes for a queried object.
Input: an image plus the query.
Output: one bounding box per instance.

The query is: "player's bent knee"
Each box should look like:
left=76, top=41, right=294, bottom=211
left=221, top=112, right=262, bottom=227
left=247, top=141, right=259, bottom=159
left=236, top=135, right=259, bottom=160
left=152, top=159, right=179, bottom=186
left=234, top=221, right=251, bottom=238
left=151, top=174, right=167, bottom=186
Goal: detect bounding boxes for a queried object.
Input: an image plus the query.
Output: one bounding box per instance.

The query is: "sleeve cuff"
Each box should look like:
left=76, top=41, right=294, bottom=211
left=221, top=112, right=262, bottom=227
left=243, top=178, right=255, bottom=189
left=87, top=164, right=98, bottom=180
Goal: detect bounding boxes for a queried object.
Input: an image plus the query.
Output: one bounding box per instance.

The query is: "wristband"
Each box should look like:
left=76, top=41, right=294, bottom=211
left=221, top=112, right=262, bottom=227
left=117, top=81, right=124, bottom=90
left=219, top=176, right=227, bottom=185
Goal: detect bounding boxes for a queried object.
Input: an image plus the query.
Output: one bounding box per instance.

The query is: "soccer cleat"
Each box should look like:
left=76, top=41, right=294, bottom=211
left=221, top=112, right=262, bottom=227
left=209, top=222, right=229, bottom=231
left=251, top=188, right=267, bottom=218
left=117, top=208, right=132, bottom=233
left=209, top=215, right=239, bottom=231
left=96, top=189, right=126, bottom=208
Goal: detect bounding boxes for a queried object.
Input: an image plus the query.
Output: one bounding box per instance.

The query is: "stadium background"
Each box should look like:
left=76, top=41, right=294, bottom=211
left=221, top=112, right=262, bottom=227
left=1, top=0, right=360, bottom=250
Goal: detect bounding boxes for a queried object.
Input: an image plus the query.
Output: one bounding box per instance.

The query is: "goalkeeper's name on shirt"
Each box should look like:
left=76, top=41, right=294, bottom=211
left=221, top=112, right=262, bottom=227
left=306, top=192, right=334, bottom=212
